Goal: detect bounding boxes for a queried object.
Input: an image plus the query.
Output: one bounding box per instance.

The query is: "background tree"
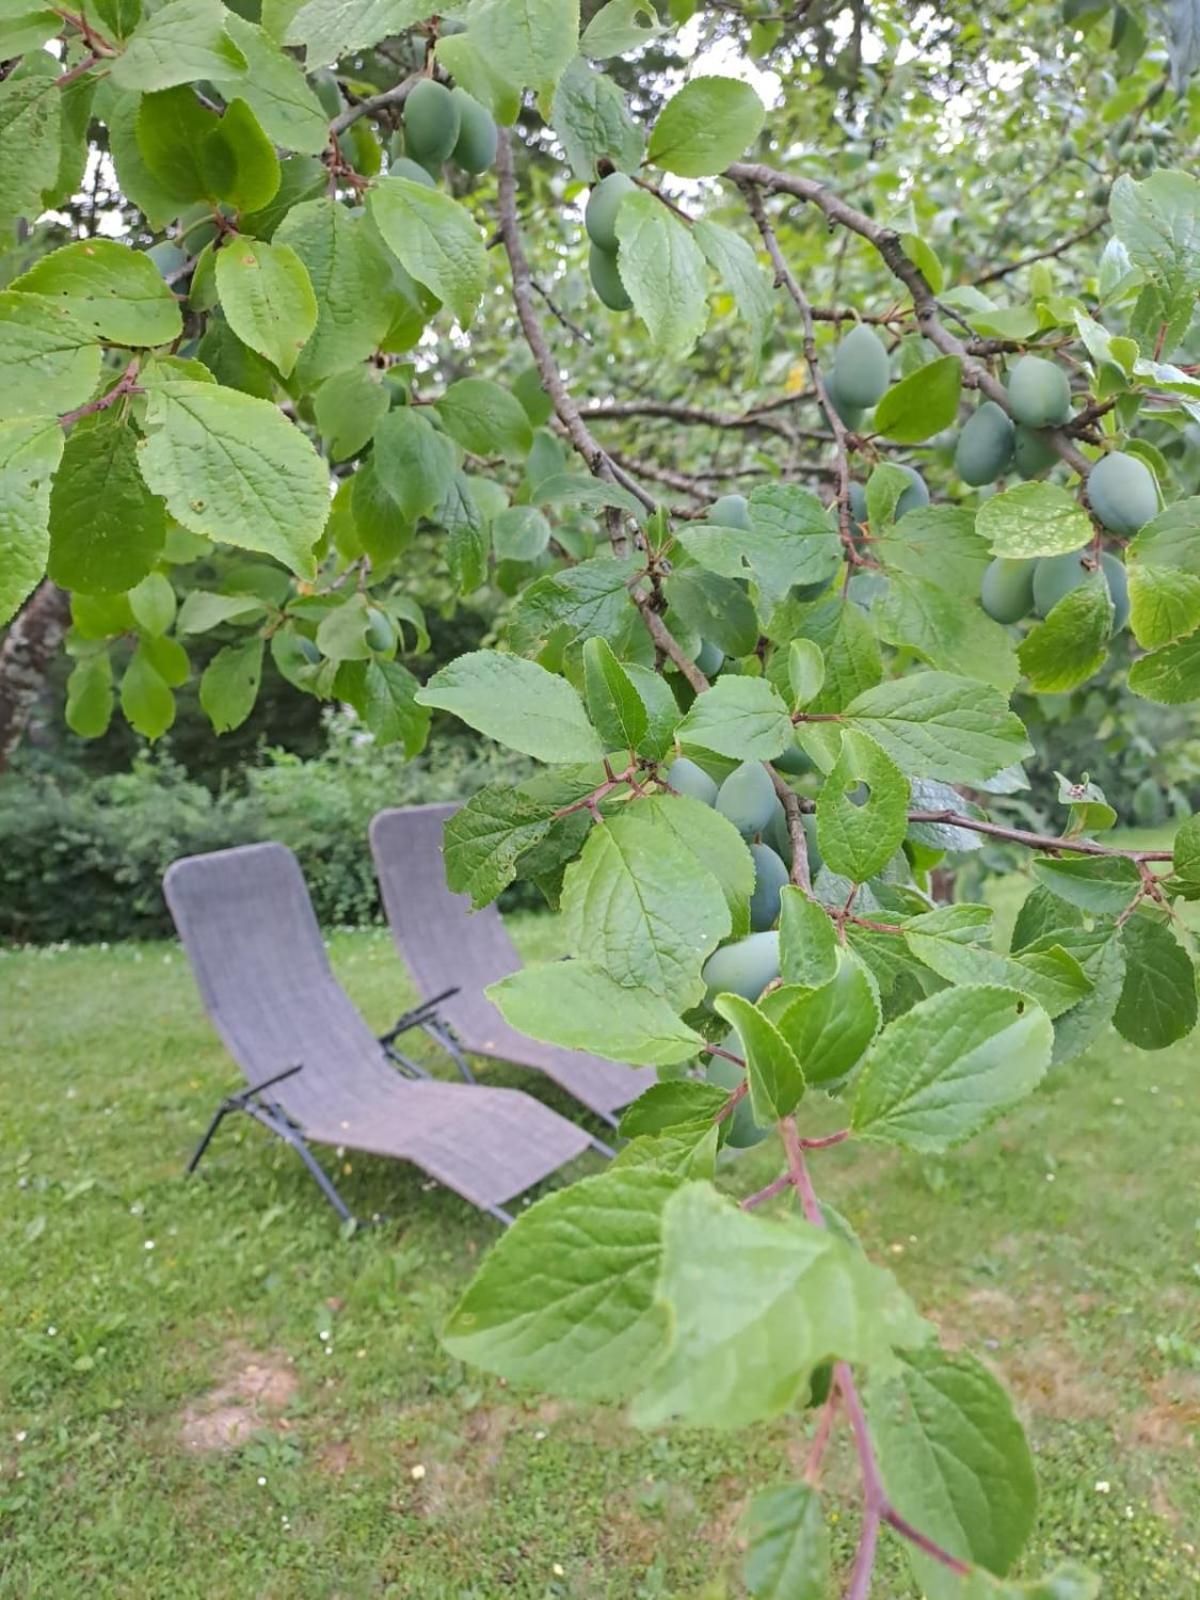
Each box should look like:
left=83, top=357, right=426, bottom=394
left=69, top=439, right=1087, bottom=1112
left=3, top=0, right=1200, bottom=1591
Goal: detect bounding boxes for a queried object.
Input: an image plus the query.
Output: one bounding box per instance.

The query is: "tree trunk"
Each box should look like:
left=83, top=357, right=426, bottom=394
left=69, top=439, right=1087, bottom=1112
left=0, top=581, right=70, bottom=773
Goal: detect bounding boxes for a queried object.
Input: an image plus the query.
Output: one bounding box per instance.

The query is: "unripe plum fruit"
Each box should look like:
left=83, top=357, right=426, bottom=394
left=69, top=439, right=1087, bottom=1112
left=715, top=761, right=777, bottom=837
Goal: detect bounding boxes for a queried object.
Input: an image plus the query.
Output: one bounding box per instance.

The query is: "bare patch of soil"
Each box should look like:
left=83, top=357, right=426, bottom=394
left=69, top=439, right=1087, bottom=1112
left=178, top=1346, right=298, bottom=1454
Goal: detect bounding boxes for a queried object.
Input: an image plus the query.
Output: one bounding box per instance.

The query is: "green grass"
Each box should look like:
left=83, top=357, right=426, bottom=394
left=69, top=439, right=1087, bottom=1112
left=2, top=904, right=1198, bottom=1599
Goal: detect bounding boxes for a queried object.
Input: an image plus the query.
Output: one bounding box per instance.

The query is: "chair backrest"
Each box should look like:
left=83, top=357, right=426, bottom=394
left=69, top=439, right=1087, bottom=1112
left=369, top=804, right=523, bottom=1040
left=163, top=842, right=393, bottom=1122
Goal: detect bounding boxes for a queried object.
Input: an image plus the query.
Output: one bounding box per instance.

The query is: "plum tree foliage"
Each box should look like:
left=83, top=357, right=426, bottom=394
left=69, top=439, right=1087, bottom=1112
left=5, top=0, right=1200, bottom=1589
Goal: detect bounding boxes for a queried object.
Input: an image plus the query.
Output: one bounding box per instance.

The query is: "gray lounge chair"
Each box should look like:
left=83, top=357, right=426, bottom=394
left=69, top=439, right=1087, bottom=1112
left=369, top=804, right=655, bottom=1126
left=163, top=842, right=599, bottom=1227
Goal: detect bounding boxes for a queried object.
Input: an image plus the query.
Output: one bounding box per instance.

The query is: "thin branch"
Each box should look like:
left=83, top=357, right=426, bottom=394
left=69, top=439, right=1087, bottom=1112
left=770, top=770, right=812, bottom=893
left=906, top=809, right=1172, bottom=861
left=726, top=162, right=1093, bottom=479
left=329, top=74, right=419, bottom=136
left=58, top=362, right=141, bottom=428
left=971, top=218, right=1107, bottom=287
left=738, top=181, right=859, bottom=562
left=494, top=130, right=655, bottom=524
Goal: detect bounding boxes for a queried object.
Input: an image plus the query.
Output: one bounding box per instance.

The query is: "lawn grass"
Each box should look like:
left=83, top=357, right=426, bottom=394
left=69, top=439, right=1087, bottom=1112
left=2, top=899, right=1198, bottom=1599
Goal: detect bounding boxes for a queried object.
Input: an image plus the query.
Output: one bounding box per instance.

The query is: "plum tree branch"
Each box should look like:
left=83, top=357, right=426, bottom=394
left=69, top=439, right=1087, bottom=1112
left=780, top=1119, right=974, bottom=1595
left=726, top=162, right=1094, bottom=478
left=738, top=181, right=860, bottom=562
left=906, top=809, right=1173, bottom=860
left=329, top=75, right=419, bottom=136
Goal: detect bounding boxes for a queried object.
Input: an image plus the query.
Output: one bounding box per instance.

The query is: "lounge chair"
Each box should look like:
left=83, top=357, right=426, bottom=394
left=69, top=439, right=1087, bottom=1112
left=368, top=804, right=655, bottom=1126
left=163, top=842, right=601, bottom=1227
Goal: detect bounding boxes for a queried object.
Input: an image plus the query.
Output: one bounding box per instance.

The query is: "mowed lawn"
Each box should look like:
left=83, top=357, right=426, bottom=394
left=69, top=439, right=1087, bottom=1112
left=2, top=895, right=1198, bottom=1599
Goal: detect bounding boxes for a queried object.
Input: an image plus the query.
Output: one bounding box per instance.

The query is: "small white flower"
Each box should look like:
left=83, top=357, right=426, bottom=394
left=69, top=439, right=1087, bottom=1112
left=144, top=1240, right=155, bottom=1251
left=257, top=1476, right=267, bottom=1487
left=318, top=1330, right=330, bottom=1341
left=1095, top=1480, right=1110, bottom=1494
left=552, top=1563, right=565, bottom=1577
left=410, top=1463, right=426, bottom=1481
left=1045, top=1173, right=1055, bottom=1182
left=47, top=1326, right=56, bottom=1336
left=15, top=1431, right=26, bottom=1443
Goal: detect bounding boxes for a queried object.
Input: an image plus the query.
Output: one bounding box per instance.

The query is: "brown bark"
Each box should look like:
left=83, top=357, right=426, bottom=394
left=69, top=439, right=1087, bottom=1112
left=0, top=581, right=70, bottom=773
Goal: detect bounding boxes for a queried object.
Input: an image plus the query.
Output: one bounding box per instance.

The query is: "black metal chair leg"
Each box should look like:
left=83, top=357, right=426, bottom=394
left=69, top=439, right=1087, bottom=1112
left=187, top=1104, right=231, bottom=1173
left=259, top=1113, right=355, bottom=1224
left=424, top=1020, right=476, bottom=1083
left=382, top=1041, right=432, bottom=1079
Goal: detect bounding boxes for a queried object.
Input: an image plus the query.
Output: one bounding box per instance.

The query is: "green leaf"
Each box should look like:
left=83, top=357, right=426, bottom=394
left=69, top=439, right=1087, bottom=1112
left=0, top=416, right=63, bottom=625
left=1031, top=854, right=1141, bottom=915
left=878, top=572, right=1019, bottom=695
left=359, top=658, right=429, bottom=755
left=1018, top=579, right=1112, bottom=692
left=632, top=1183, right=928, bottom=1429
left=903, top=908, right=1092, bottom=1019
left=128, top=570, right=175, bottom=635
left=852, top=985, right=1053, bottom=1152
left=778, top=887, right=839, bottom=988
left=312, top=367, right=389, bottom=463
left=714, top=992, right=805, bottom=1122
left=1026, top=925, right=1126, bottom=1067
left=0, top=4, right=59, bottom=57
left=134, top=84, right=218, bottom=204
left=532, top=471, right=645, bottom=517
left=435, top=377, right=533, bottom=461
left=460, top=0, right=579, bottom=96
left=550, top=56, right=644, bottom=178
left=841, top=672, right=1033, bottom=783
left=368, top=177, right=488, bottom=328
left=0, top=293, right=101, bottom=422
left=175, top=591, right=267, bottom=636
left=489, top=505, right=548, bottom=563
left=743, top=1484, right=829, bottom=1600
left=443, top=1166, right=677, bottom=1399
left=870, top=1344, right=1037, bottom=1599
left=120, top=643, right=175, bottom=739
left=618, top=1080, right=728, bottom=1140
left=764, top=952, right=881, bottom=1084
left=1127, top=631, right=1200, bottom=703
left=877, top=505, right=992, bottom=595
left=201, top=98, right=281, bottom=213
left=612, top=190, right=708, bottom=358
left=417, top=649, right=602, bottom=763
left=647, top=76, right=765, bottom=176
left=214, top=235, right=316, bottom=379
left=1128, top=562, right=1200, bottom=649
left=677, top=676, right=793, bottom=762
left=371, top=407, right=456, bottom=524
left=693, top=218, right=772, bottom=373
left=666, top=566, right=759, bottom=658
left=638, top=791, right=756, bottom=938
left=816, top=730, right=909, bottom=883
left=110, top=0, right=246, bottom=91
left=137, top=379, right=329, bottom=577
left=562, top=809, right=731, bottom=1007
left=0, top=71, right=60, bottom=235
left=1126, top=495, right=1200, bottom=573
left=785, top=593, right=882, bottom=712
left=582, top=636, right=647, bottom=752
left=199, top=635, right=263, bottom=733
left=976, top=481, right=1092, bottom=560
left=1113, top=914, right=1198, bottom=1049
left=680, top=484, right=840, bottom=614
left=610, top=1122, right=718, bottom=1180
left=274, top=199, right=396, bottom=387
left=441, top=471, right=492, bottom=592
left=284, top=0, right=429, bottom=64
left=1168, top=812, right=1200, bottom=898
left=213, top=14, right=329, bottom=155
left=507, top=552, right=640, bottom=652
left=1110, top=170, right=1200, bottom=301
left=12, top=240, right=182, bottom=348
left=488, top=962, right=702, bottom=1065
left=65, top=650, right=114, bottom=738
left=48, top=415, right=164, bottom=593
left=580, top=0, right=664, bottom=55
left=787, top=640, right=825, bottom=709
left=442, top=786, right=553, bottom=908
left=873, top=356, right=961, bottom=443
